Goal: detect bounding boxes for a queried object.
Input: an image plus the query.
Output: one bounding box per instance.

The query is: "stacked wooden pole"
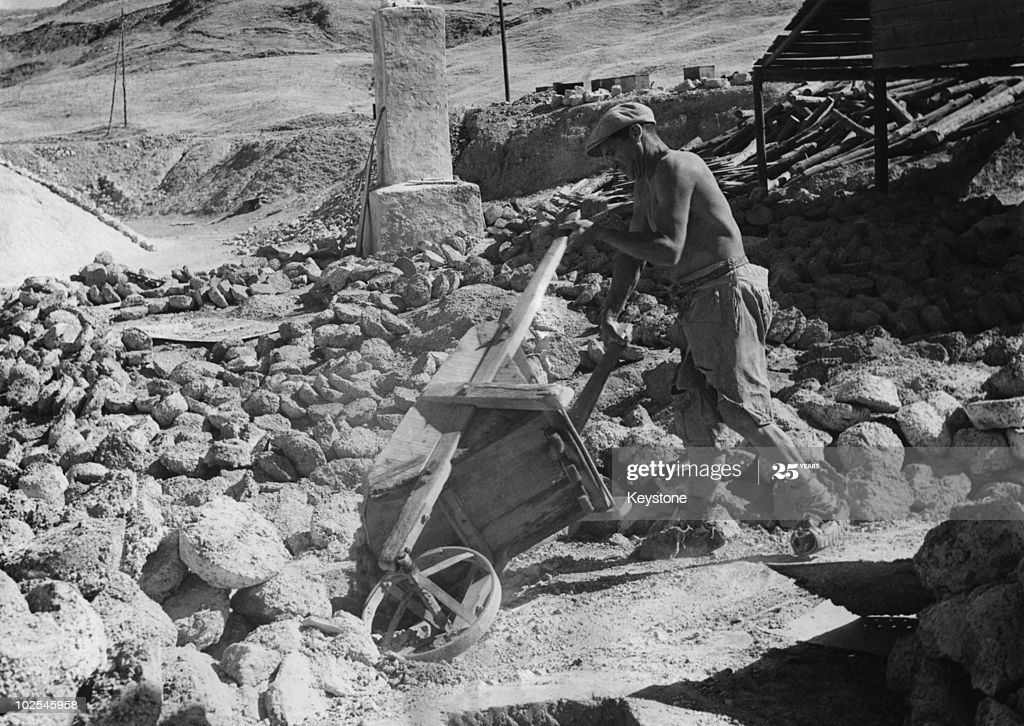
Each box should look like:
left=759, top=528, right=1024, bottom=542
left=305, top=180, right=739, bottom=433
left=689, top=75, right=1024, bottom=195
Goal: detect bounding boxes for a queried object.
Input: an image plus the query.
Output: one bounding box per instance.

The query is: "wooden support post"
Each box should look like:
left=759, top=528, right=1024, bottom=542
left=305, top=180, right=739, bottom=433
left=873, top=69, right=888, bottom=194
left=496, top=0, right=510, bottom=102
left=753, top=67, right=769, bottom=191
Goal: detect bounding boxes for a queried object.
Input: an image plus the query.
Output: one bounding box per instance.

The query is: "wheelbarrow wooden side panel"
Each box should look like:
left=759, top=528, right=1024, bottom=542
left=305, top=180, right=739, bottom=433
left=362, top=315, right=616, bottom=570
left=446, top=410, right=608, bottom=568
left=363, top=238, right=569, bottom=568
left=364, top=410, right=606, bottom=571
left=363, top=323, right=545, bottom=558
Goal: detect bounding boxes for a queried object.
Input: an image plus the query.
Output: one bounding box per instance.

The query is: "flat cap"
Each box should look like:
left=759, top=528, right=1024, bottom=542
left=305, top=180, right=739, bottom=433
left=584, top=102, right=656, bottom=156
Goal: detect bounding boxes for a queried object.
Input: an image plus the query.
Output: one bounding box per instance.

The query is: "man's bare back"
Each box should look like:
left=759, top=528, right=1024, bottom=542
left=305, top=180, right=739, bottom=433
left=634, top=150, right=745, bottom=280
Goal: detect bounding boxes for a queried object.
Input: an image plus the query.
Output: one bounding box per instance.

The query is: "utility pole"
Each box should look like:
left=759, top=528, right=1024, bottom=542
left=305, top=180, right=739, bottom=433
left=106, top=3, right=127, bottom=135
left=120, top=5, right=127, bottom=127
left=496, top=0, right=509, bottom=102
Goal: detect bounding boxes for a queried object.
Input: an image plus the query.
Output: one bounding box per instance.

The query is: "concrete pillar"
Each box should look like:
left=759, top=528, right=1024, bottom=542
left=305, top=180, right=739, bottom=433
left=372, top=6, right=453, bottom=185
left=366, top=180, right=483, bottom=256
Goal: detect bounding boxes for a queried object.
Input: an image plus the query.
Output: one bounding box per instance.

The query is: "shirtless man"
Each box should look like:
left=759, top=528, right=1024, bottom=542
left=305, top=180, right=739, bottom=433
left=570, top=102, right=845, bottom=555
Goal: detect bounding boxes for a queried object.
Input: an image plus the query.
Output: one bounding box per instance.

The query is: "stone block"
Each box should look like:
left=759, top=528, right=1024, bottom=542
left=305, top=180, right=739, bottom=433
left=372, top=6, right=453, bottom=185
left=965, top=396, right=1024, bottom=430
left=367, top=180, right=483, bottom=255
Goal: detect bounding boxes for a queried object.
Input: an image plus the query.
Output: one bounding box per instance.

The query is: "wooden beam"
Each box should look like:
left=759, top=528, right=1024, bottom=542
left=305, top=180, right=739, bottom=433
left=438, top=489, right=495, bottom=562
left=873, top=68, right=889, bottom=193
left=753, top=67, right=769, bottom=191
left=417, top=382, right=575, bottom=411
left=884, top=93, right=915, bottom=124
left=763, top=0, right=832, bottom=68
left=872, top=1, right=1020, bottom=29
left=764, top=58, right=875, bottom=68
left=763, top=68, right=876, bottom=82
left=875, top=40, right=1024, bottom=70
left=828, top=107, right=874, bottom=139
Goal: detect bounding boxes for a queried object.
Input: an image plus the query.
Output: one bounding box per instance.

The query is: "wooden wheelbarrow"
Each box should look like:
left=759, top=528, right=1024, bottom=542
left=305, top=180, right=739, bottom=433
left=359, top=236, right=624, bottom=661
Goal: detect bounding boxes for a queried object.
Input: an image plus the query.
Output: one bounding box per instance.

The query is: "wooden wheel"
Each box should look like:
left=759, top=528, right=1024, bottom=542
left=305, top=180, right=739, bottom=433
left=361, top=546, right=501, bottom=662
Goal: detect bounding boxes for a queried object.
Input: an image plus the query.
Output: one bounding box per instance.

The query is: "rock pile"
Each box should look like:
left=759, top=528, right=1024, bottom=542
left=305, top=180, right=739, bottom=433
left=735, top=188, right=1024, bottom=335
left=3, top=135, right=1024, bottom=722
left=889, top=506, right=1024, bottom=726
left=0, top=205, right=641, bottom=720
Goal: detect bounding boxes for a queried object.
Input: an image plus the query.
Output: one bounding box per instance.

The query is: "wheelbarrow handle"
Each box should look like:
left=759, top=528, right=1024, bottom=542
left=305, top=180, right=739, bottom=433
left=568, top=340, right=627, bottom=431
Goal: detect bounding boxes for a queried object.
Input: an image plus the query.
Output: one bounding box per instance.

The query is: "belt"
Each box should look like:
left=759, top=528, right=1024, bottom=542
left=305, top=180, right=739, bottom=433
left=670, top=256, right=748, bottom=297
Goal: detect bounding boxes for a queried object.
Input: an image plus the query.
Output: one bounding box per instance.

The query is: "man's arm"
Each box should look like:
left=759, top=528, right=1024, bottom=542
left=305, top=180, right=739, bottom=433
left=593, top=155, right=697, bottom=266
left=599, top=209, right=648, bottom=345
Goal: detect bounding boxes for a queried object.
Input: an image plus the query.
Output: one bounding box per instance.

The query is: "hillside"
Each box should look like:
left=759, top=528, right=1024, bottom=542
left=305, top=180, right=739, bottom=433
left=0, top=0, right=802, bottom=140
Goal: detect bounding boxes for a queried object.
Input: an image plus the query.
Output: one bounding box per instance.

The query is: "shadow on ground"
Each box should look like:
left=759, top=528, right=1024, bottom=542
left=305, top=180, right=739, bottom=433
left=447, top=642, right=905, bottom=726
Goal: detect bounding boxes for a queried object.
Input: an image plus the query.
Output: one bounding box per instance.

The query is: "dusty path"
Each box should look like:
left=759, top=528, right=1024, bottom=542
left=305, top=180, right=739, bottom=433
left=358, top=520, right=929, bottom=724
left=0, top=164, right=146, bottom=286
left=0, top=164, right=255, bottom=285
left=124, top=215, right=265, bottom=275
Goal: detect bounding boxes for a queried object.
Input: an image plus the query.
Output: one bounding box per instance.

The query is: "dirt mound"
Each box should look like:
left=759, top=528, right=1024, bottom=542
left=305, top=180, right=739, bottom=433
left=0, top=164, right=148, bottom=286
left=454, top=85, right=788, bottom=201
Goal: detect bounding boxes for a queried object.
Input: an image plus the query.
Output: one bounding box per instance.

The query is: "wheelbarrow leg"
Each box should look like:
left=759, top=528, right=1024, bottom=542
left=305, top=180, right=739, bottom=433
left=568, top=340, right=627, bottom=431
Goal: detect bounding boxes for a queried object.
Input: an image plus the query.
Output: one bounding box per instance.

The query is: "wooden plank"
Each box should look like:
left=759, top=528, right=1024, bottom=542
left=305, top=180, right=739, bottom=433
left=763, top=0, right=831, bottom=68
left=763, top=67, right=875, bottom=81
left=871, top=0, right=964, bottom=11
left=478, top=478, right=582, bottom=563
left=792, top=19, right=871, bottom=32
left=418, top=382, right=574, bottom=411
left=443, top=414, right=610, bottom=559
left=783, top=42, right=874, bottom=56
left=872, top=0, right=1019, bottom=27
left=875, top=41, right=1024, bottom=70
left=784, top=1, right=869, bottom=30
left=873, top=15, right=1024, bottom=48
left=783, top=0, right=838, bottom=32
left=447, top=418, right=578, bottom=549
left=368, top=328, right=488, bottom=500
left=797, top=31, right=873, bottom=41
left=872, top=16, right=1024, bottom=68
left=765, top=58, right=874, bottom=68
left=803, top=14, right=871, bottom=23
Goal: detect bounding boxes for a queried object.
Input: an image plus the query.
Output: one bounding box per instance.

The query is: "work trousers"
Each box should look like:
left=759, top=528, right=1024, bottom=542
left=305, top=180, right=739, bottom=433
left=668, top=258, right=840, bottom=520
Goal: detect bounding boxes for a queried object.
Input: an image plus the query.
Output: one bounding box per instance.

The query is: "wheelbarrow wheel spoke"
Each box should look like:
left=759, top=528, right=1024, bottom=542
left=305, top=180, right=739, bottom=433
left=409, top=569, right=477, bottom=625
left=381, top=591, right=412, bottom=652
left=419, top=550, right=475, bottom=578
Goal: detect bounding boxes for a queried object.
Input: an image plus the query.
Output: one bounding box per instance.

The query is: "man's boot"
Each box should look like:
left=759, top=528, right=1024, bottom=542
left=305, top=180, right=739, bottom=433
left=790, top=513, right=846, bottom=555
left=633, top=499, right=739, bottom=560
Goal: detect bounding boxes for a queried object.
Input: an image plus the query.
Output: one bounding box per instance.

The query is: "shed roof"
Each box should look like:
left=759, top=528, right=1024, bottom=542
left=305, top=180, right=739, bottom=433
left=755, top=0, right=1024, bottom=81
